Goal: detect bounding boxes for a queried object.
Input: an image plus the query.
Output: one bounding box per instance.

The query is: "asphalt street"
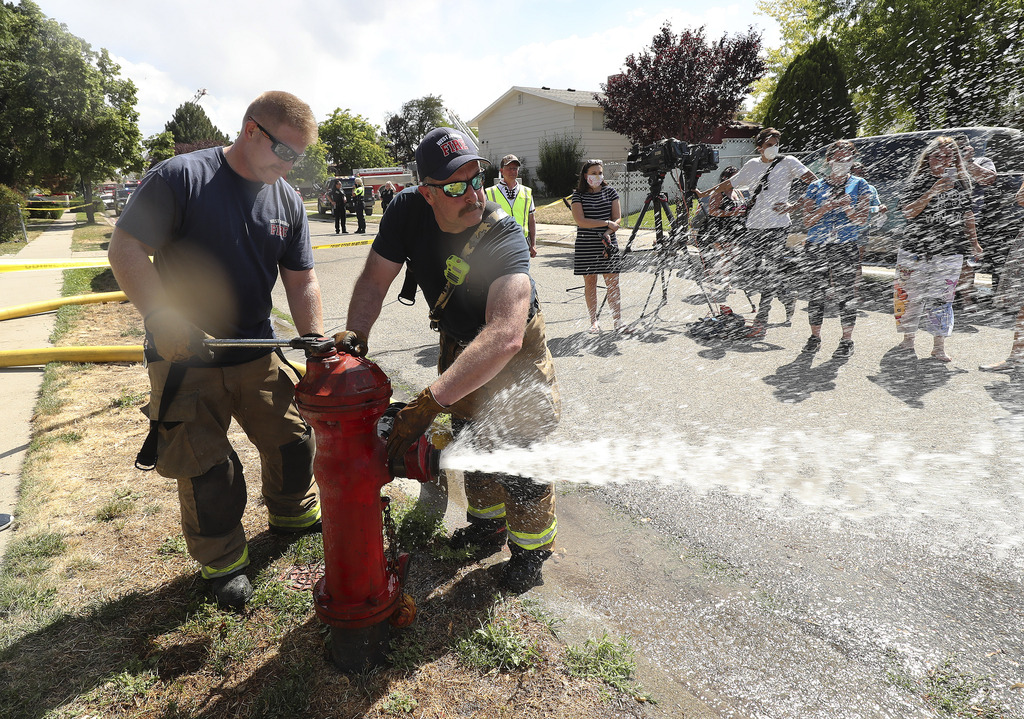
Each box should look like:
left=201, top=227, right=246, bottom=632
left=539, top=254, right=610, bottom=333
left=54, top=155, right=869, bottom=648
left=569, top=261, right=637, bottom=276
left=284, top=211, right=1024, bottom=718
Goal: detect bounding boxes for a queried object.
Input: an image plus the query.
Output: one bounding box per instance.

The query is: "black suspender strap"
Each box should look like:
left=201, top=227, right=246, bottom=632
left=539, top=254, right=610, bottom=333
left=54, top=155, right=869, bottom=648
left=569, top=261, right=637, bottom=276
left=428, top=207, right=502, bottom=331
left=135, top=363, right=187, bottom=471
left=746, top=156, right=784, bottom=213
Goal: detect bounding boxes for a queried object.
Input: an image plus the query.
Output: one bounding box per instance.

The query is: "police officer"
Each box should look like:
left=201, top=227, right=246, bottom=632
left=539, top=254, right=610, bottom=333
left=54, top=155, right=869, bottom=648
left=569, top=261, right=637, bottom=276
left=353, top=177, right=367, bottom=233
left=485, top=154, right=537, bottom=257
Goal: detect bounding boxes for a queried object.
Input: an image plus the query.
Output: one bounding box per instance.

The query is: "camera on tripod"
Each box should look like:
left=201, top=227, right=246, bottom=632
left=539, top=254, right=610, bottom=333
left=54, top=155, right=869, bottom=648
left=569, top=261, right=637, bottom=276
left=626, top=138, right=720, bottom=177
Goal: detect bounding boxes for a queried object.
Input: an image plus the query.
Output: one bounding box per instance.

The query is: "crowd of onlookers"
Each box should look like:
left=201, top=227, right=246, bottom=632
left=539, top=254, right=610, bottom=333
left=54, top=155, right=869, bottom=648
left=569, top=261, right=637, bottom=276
left=567, top=127, right=1024, bottom=369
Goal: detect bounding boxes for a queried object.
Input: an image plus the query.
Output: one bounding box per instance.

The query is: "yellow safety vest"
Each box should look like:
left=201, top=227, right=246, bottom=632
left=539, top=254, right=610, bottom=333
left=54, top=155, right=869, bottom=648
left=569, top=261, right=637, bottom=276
left=485, top=183, right=532, bottom=233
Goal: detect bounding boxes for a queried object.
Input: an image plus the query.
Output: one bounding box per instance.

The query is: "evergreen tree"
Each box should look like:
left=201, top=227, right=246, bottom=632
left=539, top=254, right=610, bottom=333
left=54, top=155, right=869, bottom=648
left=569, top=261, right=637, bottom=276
left=164, top=101, right=229, bottom=145
left=761, top=37, right=857, bottom=151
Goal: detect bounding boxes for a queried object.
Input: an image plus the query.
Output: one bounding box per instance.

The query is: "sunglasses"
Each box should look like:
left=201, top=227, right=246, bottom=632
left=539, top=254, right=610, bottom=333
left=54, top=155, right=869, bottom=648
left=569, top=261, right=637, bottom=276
left=422, top=171, right=485, bottom=198
left=248, top=116, right=304, bottom=163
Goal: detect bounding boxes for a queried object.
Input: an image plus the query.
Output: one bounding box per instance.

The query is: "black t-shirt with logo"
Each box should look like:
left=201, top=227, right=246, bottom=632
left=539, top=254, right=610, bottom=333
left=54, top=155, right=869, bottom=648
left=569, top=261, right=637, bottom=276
left=899, top=173, right=974, bottom=257
left=372, top=189, right=535, bottom=343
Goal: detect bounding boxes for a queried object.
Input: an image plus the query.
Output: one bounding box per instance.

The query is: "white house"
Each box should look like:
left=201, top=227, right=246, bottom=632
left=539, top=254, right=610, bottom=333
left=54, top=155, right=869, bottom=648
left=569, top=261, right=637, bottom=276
left=470, top=86, right=632, bottom=191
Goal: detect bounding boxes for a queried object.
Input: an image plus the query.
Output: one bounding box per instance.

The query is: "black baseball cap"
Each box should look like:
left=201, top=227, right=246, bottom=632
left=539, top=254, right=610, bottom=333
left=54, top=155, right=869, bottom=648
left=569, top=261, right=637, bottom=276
left=415, top=127, right=488, bottom=182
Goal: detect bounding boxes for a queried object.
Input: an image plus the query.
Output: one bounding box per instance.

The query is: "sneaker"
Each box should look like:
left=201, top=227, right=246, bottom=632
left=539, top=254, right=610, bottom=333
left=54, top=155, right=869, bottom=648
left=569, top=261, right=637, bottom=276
left=449, top=520, right=507, bottom=551
left=980, top=359, right=1024, bottom=373
left=744, top=322, right=766, bottom=340
left=209, top=570, right=253, bottom=609
left=834, top=338, right=855, bottom=358
left=501, top=545, right=552, bottom=593
left=801, top=335, right=821, bottom=354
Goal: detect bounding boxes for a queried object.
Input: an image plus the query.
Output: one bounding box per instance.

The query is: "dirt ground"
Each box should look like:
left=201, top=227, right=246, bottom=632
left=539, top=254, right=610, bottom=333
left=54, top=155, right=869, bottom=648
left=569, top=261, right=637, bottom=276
left=0, top=267, right=653, bottom=718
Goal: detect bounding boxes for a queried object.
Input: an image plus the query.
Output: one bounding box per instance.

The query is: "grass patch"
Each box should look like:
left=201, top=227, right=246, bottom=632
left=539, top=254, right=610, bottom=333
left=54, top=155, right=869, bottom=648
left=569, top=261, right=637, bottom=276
left=456, top=596, right=543, bottom=672
left=109, top=388, right=147, bottom=408
left=71, top=219, right=112, bottom=252
left=2, top=531, right=67, bottom=577
left=95, top=488, right=135, bottom=522
left=565, top=634, right=652, bottom=702
left=887, top=655, right=1011, bottom=718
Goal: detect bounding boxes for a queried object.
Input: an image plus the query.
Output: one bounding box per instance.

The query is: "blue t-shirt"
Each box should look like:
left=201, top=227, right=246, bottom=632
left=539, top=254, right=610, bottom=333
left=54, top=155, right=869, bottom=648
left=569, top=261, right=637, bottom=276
left=117, top=148, right=313, bottom=364
left=803, top=175, right=872, bottom=244
left=372, top=191, right=535, bottom=343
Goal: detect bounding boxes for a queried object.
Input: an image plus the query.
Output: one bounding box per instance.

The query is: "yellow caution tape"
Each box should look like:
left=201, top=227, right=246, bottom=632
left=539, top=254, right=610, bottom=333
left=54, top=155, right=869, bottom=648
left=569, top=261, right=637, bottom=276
left=0, top=291, right=128, bottom=321
left=0, top=345, right=143, bottom=368
left=0, top=258, right=111, bottom=273
left=311, top=238, right=373, bottom=250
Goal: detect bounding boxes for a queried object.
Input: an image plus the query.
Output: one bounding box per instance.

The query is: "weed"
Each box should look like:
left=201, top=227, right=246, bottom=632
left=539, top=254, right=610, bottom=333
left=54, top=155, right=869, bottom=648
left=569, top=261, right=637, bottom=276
left=110, top=388, right=147, bottom=408
left=457, top=598, right=541, bottom=672
left=565, top=634, right=652, bottom=703
left=887, top=654, right=1009, bottom=718
left=288, top=531, right=325, bottom=565
left=520, top=597, right=563, bottom=634
left=381, top=691, right=419, bottom=713
left=2, top=531, right=67, bottom=577
left=157, top=535, right=187, bottom=557
left=249, top=659, right=315, bottom=717
left=208, top=614, right=258, bottom=675
left=251, top=576, right=313, bottom=619
left=96, top=488, right=135, bottom=522
left=387, top=626, right=428, bottom=671
left=392, top=499, right=446, bottom=550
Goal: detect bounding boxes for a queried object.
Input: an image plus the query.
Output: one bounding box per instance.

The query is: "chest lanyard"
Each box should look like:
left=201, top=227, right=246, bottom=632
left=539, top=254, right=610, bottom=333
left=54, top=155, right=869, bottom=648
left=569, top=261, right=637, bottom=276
left=428, top=207, right=502, bottom=331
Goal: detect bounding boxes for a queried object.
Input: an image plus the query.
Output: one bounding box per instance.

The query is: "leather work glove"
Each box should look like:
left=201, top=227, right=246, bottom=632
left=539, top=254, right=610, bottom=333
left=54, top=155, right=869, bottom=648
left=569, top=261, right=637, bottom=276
left=386, top=386, right=446, bottom=465
left=333, top=329, right=368, bottom=357
left=144, top=308, right=213, bottom=363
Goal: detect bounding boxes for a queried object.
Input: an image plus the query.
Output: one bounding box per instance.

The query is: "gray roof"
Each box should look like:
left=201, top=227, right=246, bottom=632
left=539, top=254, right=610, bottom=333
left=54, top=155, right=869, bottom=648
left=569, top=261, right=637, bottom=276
left=471, top=86, right=605, bottom=124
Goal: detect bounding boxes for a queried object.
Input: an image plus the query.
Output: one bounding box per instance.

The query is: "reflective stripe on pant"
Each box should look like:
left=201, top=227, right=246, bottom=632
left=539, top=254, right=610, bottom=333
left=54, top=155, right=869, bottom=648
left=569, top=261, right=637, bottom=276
left=440, top=311, right=560, bottom=552
left=148, top=351, right=320, bottom=572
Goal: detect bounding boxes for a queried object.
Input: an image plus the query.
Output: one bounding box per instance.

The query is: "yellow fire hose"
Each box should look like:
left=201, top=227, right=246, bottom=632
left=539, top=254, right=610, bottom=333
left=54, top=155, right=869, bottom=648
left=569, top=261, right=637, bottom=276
left=0, top=291, right=127, bottom=321
left=0, top=346, right=143, bottom=368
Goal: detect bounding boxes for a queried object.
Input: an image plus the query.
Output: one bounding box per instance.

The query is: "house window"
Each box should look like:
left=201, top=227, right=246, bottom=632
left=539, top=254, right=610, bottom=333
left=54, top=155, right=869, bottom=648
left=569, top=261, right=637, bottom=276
left=592, top=109, right=607, bottom=131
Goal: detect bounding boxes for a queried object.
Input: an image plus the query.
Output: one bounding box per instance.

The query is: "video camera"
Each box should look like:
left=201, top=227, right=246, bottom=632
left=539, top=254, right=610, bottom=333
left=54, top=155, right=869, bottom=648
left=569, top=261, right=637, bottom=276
left=626, top=138, right=720, bottom=177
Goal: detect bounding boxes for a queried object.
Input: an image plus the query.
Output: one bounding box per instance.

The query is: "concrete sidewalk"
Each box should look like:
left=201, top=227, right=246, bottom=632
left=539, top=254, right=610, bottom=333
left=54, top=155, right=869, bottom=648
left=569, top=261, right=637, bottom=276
left=0, top=213, right=78, bottom=557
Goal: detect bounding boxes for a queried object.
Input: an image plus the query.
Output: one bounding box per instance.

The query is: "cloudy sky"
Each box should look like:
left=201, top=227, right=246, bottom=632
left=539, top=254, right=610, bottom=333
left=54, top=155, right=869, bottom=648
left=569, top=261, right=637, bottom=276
left=30, top=0, right=781, bottom=140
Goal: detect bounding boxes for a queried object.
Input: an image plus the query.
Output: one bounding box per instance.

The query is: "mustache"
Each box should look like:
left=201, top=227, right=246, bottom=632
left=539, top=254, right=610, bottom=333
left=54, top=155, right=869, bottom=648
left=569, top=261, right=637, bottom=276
left=459, top=201, right=484, bottom=216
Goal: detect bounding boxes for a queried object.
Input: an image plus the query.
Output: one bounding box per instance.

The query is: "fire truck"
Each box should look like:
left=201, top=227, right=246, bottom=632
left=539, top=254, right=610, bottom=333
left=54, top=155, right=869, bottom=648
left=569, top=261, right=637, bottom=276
left=353, top=167, right=415, bottom=198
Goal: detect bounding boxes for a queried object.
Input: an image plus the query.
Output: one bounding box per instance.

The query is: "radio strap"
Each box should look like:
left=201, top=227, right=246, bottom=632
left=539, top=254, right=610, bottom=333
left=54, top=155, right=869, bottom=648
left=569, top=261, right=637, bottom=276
left=428, top=206, right=502, bottom=331
left=745, top=156, right=784, bottom=214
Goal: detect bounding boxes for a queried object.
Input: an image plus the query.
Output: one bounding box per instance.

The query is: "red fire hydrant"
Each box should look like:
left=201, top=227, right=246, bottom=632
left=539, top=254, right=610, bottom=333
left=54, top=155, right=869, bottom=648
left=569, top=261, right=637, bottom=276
left=294, top=343, right=438, bottom=671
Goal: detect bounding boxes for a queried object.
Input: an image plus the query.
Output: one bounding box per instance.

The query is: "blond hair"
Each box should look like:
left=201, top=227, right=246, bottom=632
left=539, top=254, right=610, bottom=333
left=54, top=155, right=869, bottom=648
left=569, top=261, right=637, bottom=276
left=910, top=135, right=972, bottom=192
left=243, top=91, right=317, bottom=145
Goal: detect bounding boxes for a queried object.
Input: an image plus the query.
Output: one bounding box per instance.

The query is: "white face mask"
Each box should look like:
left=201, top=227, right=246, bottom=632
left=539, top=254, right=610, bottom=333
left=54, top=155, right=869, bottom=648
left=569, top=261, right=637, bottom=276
left=586, top=173, right=604, bottom=188
left=831, top=160, right=853, bottom=175
left=762, top=145, right=780, bottom=161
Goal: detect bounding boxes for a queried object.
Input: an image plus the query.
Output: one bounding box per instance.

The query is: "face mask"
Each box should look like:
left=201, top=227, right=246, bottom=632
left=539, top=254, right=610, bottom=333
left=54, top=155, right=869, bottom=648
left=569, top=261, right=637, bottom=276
left=586, top=174, right=604, bottom=188
left=762, top=145, right=780, bottom=161
left=831, top=160, right=853, bottom=175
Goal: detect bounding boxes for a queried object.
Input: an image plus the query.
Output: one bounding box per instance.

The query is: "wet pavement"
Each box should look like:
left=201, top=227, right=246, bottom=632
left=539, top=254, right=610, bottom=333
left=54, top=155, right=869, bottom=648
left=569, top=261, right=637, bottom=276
left=280, top=214, right=1024, bottom=718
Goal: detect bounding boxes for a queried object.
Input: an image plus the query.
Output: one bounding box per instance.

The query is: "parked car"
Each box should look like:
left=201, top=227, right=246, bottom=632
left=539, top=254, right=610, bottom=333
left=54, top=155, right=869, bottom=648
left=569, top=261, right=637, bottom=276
left=796, top=126, right=1024, bottom=265
left=114, top=187, right=135, bottom=216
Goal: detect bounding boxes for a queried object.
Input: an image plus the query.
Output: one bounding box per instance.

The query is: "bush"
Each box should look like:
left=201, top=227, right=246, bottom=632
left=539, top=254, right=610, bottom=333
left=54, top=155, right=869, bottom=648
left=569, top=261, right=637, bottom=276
left=537, top=132, right=585, bottom=197
left=27, top=195, right=66, bottom=220
left=0, top=185, right=27, bottom=242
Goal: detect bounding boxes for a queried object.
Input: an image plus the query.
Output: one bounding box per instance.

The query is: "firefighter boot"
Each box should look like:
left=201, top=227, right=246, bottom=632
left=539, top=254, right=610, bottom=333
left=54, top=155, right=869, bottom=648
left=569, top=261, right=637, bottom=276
left=502, top=543, right=552, bottom=593
left=209, top=570, right=253, bottom=609
left=450, top=518, right=507, bottom=553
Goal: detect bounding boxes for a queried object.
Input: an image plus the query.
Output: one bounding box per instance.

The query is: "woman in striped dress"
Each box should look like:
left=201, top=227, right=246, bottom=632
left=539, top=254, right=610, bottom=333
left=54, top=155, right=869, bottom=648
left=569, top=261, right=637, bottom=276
left=571, top=160, right=626, bottom=333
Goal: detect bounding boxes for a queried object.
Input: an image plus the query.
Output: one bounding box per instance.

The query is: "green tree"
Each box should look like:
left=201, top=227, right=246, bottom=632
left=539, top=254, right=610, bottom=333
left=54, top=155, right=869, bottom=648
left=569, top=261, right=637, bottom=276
left=758, top=0, right=1024, bottom=134
left=164, top=101, right=229, bottom=145
left=761, top=37, right=857, bottom=151
left=143, top=131, right=175, bottom=167
left=0, top=1, right=142, bottom=222
left=318, top=108, right=393, bottom=174
left=384, top=95, right=448, bottom=164
left=749, top=0, right=822, bottom=122
left=290, top=140, right=329, bottom=190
